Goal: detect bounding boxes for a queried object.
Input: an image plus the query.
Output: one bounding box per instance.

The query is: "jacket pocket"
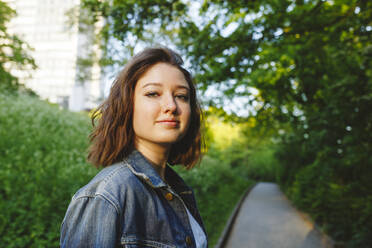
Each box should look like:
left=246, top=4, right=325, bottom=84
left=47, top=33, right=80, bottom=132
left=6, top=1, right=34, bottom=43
left=121, top=236, right=176, bottom=248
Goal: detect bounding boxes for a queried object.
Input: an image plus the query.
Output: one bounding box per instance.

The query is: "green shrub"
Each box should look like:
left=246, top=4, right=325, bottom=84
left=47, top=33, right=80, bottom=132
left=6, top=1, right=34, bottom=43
left=204, top=114, right=279, bottom=183
left=0, top=92, right=253, bottom=247
left=0, top=93, right=96, bottom=247
left=175, top=155, right=254, bottom=247
left=277, top=130, right=372, bottom=247
left=207, top=138, right=278, bottom=182
left=240, top=144, right=278, bottom=182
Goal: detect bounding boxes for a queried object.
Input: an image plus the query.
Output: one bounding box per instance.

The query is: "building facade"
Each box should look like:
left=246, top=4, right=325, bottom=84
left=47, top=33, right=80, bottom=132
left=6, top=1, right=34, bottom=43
left=5, top=0, right=103, bottom=111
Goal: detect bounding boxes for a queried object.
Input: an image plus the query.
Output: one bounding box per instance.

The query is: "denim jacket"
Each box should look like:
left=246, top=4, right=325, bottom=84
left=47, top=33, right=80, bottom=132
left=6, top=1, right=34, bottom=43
left=60, top=150, right=207, bottom=248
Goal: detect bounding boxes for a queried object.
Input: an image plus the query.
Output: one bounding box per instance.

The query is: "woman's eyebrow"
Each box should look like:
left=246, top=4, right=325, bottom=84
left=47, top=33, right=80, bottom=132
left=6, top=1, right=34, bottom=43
left=142, top=82, right=190, bottom=90
left=176, top=85, right=190, bottom=91
left=142, top=82, right=162, bottom=88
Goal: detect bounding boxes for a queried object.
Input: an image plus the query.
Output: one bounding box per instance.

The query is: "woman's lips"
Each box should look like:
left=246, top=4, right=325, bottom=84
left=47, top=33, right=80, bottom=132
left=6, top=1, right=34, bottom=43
left=157, top=120, right=180, bottom=127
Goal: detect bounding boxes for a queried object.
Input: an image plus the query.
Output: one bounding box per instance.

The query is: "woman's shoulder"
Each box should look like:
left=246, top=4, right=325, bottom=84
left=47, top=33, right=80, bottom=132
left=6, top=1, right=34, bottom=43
left=71, top=162, right=144, bottom=209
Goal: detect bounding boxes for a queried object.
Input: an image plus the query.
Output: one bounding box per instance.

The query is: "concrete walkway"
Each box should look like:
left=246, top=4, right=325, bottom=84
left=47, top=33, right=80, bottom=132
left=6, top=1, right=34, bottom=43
left=223, top=182, right=334, bottom=248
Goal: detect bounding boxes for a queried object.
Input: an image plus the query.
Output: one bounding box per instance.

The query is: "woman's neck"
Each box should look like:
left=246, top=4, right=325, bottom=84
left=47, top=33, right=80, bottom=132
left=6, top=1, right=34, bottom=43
left=135, top=141, right=170, bottom=181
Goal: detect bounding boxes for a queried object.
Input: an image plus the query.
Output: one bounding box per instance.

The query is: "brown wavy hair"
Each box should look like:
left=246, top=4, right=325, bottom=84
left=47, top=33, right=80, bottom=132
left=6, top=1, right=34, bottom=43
left=88, top=47, right=204, bottom=169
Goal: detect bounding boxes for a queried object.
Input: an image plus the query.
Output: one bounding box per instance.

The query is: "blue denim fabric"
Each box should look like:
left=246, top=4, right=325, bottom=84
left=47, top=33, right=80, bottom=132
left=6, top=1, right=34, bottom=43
left=60, top=150, right=207, bottom=248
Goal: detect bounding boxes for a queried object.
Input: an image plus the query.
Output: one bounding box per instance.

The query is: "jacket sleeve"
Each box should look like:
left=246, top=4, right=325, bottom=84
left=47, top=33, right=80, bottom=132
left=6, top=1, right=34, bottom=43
left=60, top=195, right=120, bottom=248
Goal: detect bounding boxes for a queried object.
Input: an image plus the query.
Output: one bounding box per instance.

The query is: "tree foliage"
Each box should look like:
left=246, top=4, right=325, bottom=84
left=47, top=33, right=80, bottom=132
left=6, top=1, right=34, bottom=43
left=80, top=0, right=372, bottom=246
left=0, top=0, right=36, bottom=92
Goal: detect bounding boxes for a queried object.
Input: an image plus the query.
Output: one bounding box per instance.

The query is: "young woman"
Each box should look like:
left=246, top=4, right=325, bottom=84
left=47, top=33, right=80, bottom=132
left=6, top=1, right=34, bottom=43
left=60, top=47, right=208, bottom=248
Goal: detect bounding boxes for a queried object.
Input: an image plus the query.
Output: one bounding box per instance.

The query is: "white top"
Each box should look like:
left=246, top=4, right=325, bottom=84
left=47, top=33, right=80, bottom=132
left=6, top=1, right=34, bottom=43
left=166, top=184, right=207, bottom=247
left=185, top=206, right=208, bottom=248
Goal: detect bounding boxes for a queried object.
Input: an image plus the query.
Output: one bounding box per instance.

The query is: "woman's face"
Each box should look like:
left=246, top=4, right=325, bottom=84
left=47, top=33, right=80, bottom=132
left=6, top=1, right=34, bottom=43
left=132, top=62, right=191, bottom=150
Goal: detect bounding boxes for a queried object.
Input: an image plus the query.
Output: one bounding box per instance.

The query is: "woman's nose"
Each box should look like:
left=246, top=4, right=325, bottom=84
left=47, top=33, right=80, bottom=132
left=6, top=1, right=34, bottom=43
left=162, top=95, right=177, bottom=113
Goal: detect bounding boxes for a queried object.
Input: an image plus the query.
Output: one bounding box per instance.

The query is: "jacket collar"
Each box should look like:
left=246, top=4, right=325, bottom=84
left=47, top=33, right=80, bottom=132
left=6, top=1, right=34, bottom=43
left=124, top=150, right=191, bottom=193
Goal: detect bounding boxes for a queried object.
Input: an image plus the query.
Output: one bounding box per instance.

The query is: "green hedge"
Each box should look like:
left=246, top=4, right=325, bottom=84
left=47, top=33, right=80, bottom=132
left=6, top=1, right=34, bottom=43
left=0, top=92, right=96, bottom=247
left=0, top=92, right=252, bottom=247
left=176, top=156, right=253, bottom=246
left=277, top=131, right=372, bottom=247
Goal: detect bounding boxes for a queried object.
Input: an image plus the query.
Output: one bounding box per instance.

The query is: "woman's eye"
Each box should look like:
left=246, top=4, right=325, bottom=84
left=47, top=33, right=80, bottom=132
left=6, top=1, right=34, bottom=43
left=145, top=92, right=159, bottom=97
left=176, top=94, right=189, bottom=101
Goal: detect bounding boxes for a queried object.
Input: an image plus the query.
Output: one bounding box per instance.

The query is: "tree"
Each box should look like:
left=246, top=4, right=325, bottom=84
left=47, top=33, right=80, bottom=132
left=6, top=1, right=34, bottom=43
left=81, top=0, right=372, bottom=245
left=0, top=0, right=36, bottom=92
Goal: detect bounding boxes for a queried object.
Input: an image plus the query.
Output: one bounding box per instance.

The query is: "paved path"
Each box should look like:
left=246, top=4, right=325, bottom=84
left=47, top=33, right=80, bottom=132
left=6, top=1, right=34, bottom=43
left=223, top=182, right=333, bottom=248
